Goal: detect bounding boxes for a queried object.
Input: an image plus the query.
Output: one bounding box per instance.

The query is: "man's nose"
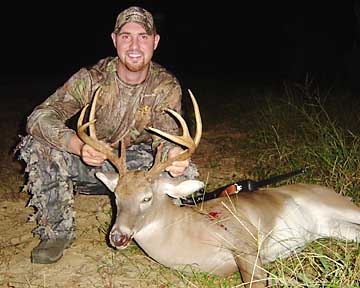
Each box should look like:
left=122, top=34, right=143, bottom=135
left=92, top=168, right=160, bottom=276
left=130, top=36, right=139, bottom=49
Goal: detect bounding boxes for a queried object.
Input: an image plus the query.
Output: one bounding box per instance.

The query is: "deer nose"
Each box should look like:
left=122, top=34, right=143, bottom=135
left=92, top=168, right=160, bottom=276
left=110, top=232, right=130, bottom=247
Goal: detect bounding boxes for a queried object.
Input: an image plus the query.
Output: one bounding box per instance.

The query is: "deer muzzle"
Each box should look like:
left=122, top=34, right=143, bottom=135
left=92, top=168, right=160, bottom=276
left=110, top=230, right=133, bottom=249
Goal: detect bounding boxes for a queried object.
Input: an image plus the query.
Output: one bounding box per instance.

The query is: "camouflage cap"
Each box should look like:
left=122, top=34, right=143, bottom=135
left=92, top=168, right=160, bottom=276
left=114, top=6, right=156, bottom=35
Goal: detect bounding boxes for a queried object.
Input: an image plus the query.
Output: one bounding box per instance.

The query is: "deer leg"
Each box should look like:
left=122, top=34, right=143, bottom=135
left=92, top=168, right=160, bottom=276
left=234, top=253, right=268, bottom=288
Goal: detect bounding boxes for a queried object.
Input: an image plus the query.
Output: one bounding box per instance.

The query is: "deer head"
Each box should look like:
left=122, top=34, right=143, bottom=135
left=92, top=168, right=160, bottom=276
left=77, top=88, right=203, bottom=248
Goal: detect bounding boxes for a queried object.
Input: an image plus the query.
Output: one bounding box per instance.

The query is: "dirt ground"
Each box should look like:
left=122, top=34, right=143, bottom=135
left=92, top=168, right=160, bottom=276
left=0, top=114, right=250, bottom=288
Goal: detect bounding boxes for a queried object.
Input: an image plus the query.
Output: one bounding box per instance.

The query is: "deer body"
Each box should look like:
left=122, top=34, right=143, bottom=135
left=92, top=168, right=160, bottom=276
left=133, top=202, right=238, bottom=275
left=97, top=173, right=360, bottom=287
left=78, top=89, right=360, bottom=287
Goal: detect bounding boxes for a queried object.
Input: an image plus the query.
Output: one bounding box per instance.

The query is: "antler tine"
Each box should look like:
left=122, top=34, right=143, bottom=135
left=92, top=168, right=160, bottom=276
left=188, top=89, right=202, bottom=146
left=148, top=109, right=195, bottom=149
left=147, top=89, right=202, bottom=178
left=88, top=88, right=100, bottom=138
left=77, top=89, right=127, bottom=176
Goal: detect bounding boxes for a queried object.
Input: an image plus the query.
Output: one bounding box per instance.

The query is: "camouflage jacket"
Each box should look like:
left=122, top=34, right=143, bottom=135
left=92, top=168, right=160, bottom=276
left=26, top=57, right=182, bottom=152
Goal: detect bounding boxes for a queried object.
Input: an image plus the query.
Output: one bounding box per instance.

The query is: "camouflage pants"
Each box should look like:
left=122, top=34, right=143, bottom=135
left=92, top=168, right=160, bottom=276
left=16, top=135, right=154, bottom=241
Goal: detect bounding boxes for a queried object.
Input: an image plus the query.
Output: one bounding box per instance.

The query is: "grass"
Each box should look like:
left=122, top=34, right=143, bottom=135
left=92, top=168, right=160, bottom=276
left=266, top=239, right=360, bottom=287
left=251, top=78, right=360, bottom=199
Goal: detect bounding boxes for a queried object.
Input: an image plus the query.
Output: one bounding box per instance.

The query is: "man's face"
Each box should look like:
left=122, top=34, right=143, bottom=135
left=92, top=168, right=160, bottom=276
left=112, top=22, right=160, bottom=73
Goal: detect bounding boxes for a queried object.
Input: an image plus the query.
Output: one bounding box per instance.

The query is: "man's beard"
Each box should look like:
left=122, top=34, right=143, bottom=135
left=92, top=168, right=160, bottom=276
left=125, top=60, right=146, bottom=72
left=123, top=53, right=146, bottom=72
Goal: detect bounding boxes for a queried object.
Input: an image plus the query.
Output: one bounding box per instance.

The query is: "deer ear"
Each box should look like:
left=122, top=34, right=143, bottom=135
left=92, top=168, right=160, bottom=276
left=162, top=179, right=204, bottom=199
left=96, top=172, right=119, bottom=192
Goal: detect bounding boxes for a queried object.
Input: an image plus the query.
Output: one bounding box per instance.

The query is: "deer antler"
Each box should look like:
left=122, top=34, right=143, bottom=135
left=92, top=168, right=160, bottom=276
left=146, top=89, right=202, bottom=179
left=77, top=88, right=127, bottom=176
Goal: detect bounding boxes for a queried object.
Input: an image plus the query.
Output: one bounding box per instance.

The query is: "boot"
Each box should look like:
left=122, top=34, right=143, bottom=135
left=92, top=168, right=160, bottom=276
left=31, top=238, right=73, bottom=264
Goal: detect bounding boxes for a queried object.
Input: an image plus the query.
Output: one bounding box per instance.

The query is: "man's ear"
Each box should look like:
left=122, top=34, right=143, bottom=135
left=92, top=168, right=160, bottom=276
left=154, top=34, right=160, bottom=50
left=111, top=32, right=117, bottom=48
left=96, top=172, right=119, bottom=192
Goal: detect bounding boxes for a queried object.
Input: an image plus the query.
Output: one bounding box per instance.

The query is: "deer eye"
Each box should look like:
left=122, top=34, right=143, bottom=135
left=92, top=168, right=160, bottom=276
left=142, top=196, right=152, bottom=203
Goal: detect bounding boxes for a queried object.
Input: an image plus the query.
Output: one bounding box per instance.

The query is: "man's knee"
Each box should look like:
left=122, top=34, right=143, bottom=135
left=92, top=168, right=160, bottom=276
left=17, top=135, right=80, bottom=184
left=125, top=143, right=154, bottom=170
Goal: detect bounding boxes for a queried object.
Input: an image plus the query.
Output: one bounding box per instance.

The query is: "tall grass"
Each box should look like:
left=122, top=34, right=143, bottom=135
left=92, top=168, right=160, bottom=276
left=252, top=78, right=360, bottom=201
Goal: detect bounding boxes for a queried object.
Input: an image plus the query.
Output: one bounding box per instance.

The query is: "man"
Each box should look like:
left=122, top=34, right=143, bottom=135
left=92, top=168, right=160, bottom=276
left=16, top=6, right=197, bottom=264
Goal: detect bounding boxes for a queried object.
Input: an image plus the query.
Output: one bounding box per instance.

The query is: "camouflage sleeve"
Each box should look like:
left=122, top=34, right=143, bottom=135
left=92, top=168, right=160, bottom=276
left=151, top=80, right=182, bottom=157
left=26, top=68, right=93, bottom=151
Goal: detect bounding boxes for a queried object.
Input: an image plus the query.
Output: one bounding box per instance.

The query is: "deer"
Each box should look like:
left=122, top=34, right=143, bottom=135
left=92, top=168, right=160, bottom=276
left=77, top=89, right=360, bottom=288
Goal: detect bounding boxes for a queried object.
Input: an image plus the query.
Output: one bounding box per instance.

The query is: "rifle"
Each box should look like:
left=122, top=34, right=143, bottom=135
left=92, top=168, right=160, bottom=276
left=176, top=168, right=306, bottom=206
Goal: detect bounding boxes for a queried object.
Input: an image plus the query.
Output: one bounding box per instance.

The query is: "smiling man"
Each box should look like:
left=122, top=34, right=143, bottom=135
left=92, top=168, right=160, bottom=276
left=17, top=6, right=198, bottom=264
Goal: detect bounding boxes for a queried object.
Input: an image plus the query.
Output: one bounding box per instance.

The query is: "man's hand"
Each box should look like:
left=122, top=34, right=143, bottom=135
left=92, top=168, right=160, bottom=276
left=68, top=134, right=107, bottom=166
left=165, top=146, right=190, bottom=177
left=81, top=144, right=107, bottom=166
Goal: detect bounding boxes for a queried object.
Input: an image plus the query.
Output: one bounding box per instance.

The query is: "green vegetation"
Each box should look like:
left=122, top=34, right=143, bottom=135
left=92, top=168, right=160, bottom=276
left=251, top=78, right=360, bottom=202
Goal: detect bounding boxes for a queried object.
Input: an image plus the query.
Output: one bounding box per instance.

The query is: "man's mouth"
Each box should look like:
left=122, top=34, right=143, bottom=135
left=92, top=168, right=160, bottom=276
left=128, top=52, right=142, bottom=59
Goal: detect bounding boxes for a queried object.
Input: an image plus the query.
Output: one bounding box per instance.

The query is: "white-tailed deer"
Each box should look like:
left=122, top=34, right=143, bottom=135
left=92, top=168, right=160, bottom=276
left=77, top=89, right=360, bottom=288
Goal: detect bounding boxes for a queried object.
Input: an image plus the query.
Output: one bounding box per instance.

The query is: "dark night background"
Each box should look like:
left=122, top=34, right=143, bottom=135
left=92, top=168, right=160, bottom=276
left=1, top=1, right=360, bottom=89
